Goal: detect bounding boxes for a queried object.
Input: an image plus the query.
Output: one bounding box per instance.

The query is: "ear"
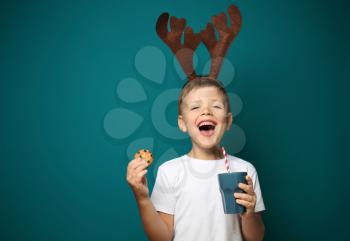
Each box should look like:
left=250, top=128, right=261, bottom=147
left=178, top=115, right=187, bottom=132
left=225, top=112, right=233, bottom=131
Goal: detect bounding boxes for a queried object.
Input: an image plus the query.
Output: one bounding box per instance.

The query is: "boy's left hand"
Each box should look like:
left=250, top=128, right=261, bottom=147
left=234, top=175, right=256, bottom=216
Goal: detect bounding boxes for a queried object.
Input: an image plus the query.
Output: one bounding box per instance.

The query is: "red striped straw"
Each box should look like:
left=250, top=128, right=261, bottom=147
left=222, top=147, right=231, bottom=173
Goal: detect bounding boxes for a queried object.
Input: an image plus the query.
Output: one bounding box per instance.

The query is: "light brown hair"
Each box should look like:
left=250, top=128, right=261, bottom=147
left=178, top=77, right=231, bottom=115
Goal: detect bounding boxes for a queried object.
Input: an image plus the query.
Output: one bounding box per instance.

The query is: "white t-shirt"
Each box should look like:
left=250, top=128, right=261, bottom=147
left=151, top=154, right=265, bottom=241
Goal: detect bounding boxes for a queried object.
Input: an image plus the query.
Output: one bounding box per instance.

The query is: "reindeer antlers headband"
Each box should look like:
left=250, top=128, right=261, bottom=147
left=156, top=4, right=242, bottom=81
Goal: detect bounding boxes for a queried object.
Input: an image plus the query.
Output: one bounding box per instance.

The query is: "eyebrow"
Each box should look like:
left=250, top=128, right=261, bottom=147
left=189, top=99, right=224, bottom=104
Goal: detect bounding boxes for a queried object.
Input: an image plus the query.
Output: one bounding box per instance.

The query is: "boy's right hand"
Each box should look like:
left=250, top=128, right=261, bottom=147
left=126, top=157, right=149, bottom=200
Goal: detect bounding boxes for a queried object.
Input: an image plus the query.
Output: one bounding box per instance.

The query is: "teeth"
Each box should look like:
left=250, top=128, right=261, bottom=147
left=199, top=121, right=216, bottom=127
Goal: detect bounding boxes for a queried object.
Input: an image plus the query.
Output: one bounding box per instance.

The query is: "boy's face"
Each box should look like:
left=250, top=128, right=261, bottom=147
left=178, top=86, right=233, bottom=150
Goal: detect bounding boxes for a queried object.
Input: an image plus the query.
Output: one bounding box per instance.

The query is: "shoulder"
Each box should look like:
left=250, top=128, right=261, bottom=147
left=159, top=155, right=184, bottom=169
left=157, top=155, right=186, bottom=176
left=227, top=155, right=257, bottom=173
left=155, top=156, right=186, bottom=187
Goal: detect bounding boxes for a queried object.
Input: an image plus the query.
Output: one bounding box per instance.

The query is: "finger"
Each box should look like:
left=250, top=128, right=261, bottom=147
left=128, top=157, right=144, bottom=171
left=128, top=160, right=147, bottom=178
left=236, top=198, right=255, bottom=210
left=246, top=175, right=253, bottom=186
left=135, top=169, right=148, bottom=183
left=127, top=158, right=145, bottom=180
left=127, top=157, right=141, bottom=169
left=127, top=159, right=138, bottom=181
left=238, top=182, right=254, bottom=194
left=128, top=165, right=147, bottom=184
left=134, top=160, right=149, bottom=173
left=234, top=192, right=256, bottom=203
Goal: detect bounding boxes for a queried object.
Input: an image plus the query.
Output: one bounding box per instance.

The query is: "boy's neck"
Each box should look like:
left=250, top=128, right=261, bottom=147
left=187, top=146, right=224, bottom=160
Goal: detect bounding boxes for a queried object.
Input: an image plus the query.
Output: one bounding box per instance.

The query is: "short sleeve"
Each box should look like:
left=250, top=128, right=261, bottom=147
left=150, top=165, right=176, bottom=215
left=249, top=166, right=266, bottom=213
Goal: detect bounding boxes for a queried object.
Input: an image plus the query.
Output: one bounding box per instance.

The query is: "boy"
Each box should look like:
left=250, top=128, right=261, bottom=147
left=126, top=77, right=266, bottom=241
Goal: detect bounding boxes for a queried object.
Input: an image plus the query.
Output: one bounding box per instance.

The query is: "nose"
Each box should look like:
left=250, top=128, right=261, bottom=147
left=201, top=106, right=212, bottom=116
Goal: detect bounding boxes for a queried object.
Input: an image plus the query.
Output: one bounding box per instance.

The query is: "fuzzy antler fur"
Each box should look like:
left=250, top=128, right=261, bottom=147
left=156, top=13, right=201, bottom=80
left=156, top=4, right=242, bottom=81
left=200, top=5, right=242, bottom=80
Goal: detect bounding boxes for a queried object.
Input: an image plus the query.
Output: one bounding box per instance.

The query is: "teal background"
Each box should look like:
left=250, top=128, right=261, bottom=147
left=1, top=0, right=349, bottom=240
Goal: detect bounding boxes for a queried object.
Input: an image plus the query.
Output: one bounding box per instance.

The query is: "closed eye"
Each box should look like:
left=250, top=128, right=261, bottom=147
left=213, top=106, right=222, bottom=109
left=190, top=107, right=199, bottom=110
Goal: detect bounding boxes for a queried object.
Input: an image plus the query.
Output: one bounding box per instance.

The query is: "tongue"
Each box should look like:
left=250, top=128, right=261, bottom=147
left=200, top=129, right=215, bottom=137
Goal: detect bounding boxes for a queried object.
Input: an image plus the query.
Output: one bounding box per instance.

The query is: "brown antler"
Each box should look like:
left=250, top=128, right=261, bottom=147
left=200, top=4, right=242, bottom=80
left=156, top=13, right=201, bottom=80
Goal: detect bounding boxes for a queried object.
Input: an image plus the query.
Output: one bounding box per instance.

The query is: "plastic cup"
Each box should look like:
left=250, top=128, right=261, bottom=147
left=218, top=172, right=247, bottom=214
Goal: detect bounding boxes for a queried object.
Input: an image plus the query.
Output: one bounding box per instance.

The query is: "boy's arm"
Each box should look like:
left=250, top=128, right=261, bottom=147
left=234, top=176, right=265, bottom=241
left=241, top=212, right=265, bottom=241
left=127, top=158, right=174, bottom=241
left=136, top=197, right=174, bottom=241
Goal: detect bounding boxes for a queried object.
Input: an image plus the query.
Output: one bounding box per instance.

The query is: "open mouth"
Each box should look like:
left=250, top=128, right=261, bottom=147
left=198, top=121, right=216, bottom=136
